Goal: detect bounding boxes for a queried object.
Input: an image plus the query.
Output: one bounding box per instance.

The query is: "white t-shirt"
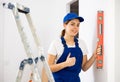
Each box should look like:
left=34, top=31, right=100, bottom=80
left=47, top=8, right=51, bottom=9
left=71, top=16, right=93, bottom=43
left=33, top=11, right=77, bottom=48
left=48, top=38, right=88, bottom=61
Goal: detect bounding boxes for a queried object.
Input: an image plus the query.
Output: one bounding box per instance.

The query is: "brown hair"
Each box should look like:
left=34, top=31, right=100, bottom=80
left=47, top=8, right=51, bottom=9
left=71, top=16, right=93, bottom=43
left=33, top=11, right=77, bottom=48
left=61, top=29, right=65, bottom=37
left=60, top=20, right=70, bottom=37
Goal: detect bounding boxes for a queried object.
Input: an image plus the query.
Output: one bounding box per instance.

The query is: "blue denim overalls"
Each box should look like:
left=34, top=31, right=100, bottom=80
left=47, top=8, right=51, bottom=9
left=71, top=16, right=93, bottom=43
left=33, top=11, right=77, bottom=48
left=53, top=37, right=83, bottom=82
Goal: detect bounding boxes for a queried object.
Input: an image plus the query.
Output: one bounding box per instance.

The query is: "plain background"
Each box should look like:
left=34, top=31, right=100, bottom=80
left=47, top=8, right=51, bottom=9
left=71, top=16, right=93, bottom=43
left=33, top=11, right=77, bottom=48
left=0, top=0, right=120, bottom=82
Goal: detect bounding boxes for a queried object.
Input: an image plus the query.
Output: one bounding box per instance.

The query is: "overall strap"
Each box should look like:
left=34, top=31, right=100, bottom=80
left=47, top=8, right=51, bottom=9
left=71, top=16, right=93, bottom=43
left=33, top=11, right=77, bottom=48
left=74, top=38, right=79, bottom=47
left=61, top=37, right=67, bottom=47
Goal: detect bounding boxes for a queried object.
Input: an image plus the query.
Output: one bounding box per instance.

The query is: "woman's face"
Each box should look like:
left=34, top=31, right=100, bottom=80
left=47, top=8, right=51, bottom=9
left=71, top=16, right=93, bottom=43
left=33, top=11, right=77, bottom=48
left=64, top=19, right=80, bottom=37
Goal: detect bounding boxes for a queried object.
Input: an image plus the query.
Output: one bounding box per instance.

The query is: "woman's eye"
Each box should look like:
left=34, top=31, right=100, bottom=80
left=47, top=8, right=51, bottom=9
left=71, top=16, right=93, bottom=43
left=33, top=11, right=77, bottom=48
left=71, top=23, right=74, bottom=26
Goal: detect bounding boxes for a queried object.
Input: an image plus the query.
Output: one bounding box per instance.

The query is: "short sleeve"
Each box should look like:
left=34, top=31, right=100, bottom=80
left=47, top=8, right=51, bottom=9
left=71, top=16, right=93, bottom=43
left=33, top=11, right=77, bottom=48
left=79, top=39, right=88, bottom=55
left=48, top=40, right=57, bottom=56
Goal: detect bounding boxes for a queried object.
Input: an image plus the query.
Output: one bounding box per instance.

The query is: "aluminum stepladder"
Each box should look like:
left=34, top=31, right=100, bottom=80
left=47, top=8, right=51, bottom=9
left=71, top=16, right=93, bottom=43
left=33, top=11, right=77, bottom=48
left=3, top=2, right=55, bottom=82
left=96, top=10, right=104, bottom=69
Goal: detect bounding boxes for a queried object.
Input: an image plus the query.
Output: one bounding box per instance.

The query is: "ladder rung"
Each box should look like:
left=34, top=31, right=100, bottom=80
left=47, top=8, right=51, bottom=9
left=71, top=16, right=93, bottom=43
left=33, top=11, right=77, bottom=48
left=17, top=7, right=30, bottom=14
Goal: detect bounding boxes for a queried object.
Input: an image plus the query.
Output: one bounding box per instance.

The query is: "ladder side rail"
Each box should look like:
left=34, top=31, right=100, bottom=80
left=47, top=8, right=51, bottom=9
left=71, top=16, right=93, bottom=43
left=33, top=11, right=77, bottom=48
left=25, top=13, right=55, bottom=82
left=16, top=70, right=24, bottom=82
left=13, top=4, right=41, bottom=82
left=3, top=3, right=41, bottom=82
left=16, top=58, right=36, bottom=82
left=16, top=59, right=28, bottom=82
left=40, top=56, right=55, bottom=82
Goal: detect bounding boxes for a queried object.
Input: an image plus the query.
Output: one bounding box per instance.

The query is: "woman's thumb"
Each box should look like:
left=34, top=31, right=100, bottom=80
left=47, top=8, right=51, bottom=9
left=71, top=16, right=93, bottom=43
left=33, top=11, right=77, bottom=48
left=67, top=53, right=71, bottom=58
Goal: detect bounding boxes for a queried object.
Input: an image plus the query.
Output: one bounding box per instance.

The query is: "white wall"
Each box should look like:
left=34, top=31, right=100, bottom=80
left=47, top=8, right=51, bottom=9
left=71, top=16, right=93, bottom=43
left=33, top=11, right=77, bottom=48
left=0, top=0, right=4, bottom=81
left=79, top=0, right=115, bottom=82
left=0, top=0, right=118, bottom=82
left=115, top=0, right=120, bottom=82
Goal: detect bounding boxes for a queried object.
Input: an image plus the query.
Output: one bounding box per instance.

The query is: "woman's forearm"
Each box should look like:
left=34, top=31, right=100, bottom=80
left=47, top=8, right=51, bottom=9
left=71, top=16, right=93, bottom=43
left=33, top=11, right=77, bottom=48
left=48, top=54, right=76, bottom=72
left=49, top=61, right=67, bottom=72
left=82, top=54, right=96, bottom=71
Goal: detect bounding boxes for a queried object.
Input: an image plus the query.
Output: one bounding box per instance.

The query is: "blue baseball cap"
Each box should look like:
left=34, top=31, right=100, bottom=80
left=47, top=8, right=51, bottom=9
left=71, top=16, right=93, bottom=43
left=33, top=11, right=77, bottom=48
left=63, top=13, right=84, bottom=23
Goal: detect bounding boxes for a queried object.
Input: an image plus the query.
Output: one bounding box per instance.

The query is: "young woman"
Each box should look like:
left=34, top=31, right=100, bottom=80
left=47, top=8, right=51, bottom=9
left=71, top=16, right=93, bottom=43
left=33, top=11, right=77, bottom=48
left=47, top=13, right=98, bottom=82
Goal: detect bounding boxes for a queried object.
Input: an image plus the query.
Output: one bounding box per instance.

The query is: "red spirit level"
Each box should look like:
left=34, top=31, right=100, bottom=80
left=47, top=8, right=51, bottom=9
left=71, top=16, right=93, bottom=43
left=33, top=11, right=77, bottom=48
left=96, top=10, right=104, bottom=69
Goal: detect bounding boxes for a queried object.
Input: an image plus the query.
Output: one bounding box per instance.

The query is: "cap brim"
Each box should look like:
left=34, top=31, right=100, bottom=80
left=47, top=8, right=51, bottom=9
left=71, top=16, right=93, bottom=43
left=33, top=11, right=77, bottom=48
left=76, top=17, right=84, bottom=22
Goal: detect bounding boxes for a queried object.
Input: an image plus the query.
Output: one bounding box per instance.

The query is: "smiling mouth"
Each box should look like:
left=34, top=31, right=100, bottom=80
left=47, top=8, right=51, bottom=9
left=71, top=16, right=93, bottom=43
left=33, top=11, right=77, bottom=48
left=72, top=30, right=78, bottom=34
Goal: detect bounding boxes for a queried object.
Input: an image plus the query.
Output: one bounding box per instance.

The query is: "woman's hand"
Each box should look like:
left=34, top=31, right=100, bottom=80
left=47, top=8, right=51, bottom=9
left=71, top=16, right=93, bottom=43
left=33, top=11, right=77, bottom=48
left=94, top=45, right=102, bottom=58
left=65, top=53, right=76, bottom=67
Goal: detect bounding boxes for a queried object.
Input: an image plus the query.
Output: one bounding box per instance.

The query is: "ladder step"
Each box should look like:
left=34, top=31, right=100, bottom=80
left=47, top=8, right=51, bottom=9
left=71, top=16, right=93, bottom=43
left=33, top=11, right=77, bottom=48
left=18, top=7, right=30, bottom=14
